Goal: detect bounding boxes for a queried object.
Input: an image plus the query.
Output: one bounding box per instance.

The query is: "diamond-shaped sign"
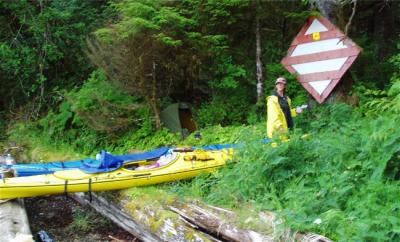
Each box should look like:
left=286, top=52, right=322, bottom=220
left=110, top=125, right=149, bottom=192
left=281, top=16, right=362, bottom=103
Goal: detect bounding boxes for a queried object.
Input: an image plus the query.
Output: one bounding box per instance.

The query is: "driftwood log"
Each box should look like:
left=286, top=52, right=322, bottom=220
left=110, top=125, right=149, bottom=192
left=168, top=202, right=274, bottom=242
left=168, top=202, right=333, bottom=242
left=72, top=191, right=333, bottom=242
left=72, top=192, right=161, bottom=242
left=0, top=155, right=33, bottom=242
left=0, top=199, right=33, bottom=242
left=72, top=192, right=221, bottom=242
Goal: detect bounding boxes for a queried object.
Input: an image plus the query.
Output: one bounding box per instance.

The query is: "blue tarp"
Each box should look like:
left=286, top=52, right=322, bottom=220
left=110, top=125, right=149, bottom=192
left=116, top=146, right=170, bottom=161
left=192, top=143, right=240, bottom=150
left=80, top=147, right=171, bottom=174
left=80, top=150, right=124, bottom=173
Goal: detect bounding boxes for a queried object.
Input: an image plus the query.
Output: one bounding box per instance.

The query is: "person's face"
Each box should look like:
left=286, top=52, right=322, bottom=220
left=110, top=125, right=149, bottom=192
left=276, top=82, right=286, bottom=92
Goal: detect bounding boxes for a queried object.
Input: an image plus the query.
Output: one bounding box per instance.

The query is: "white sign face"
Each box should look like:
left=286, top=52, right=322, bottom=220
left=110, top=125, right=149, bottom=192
left=281, top=17, right=362, bottom=103
left=292, top=57, right=348, bottom=75
left=304, top=19, right=328, bottom=35
left=291, top=38, right=346, bottom=56
left=309, top=80, right=331, bottom=95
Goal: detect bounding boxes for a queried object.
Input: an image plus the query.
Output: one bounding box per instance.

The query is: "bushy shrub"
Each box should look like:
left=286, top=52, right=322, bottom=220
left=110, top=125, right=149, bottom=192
left=9, top=70, right=156, bottom=155
left=66, top=70, right=149, bottom=135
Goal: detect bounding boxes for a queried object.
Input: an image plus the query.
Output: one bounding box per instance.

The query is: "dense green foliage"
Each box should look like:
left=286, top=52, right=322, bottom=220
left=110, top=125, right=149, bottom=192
left=0, top=0, right=110, bottom=117
left=2, top=0, right=400, bottom=240
left=169, top=94, right=400, bottom=241
left=7, top=69, right=174, bottom=155
left=167, top=49, right=400, bottom=240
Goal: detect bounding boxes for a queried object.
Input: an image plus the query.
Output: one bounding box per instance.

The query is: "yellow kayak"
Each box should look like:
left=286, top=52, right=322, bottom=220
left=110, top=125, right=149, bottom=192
left=0, top=149, right=233, bottom=200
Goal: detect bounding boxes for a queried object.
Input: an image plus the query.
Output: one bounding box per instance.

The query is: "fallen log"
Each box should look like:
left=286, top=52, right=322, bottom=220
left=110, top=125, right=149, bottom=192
left=71, top=192, right=221, bottom=242
left=0, top=155, right=33, bottom=242
left=72, top=192, right=161, bottom=242
left=168, top=202, right=274, bottom=242
left=0, top=199, right=33, bottom=242
left=169, top=202, right=333, bottom=242
left=72, top=190, right=332, bottom=242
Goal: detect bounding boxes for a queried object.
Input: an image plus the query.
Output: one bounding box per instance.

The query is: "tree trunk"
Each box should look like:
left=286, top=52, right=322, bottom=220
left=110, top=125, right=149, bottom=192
left=72, top=192, right=219, bottom=242
left=373, top=2, right=393, bottom=62
left=169, top=201, right=333, bottom=242
left=138, top=58, right=161, bottom=130
left=255, top=0, right=264, bottom=104
left=314, top=0, right=356, bottom=105
left=151, top=61, right=161, bottom=129
left=72, top=192, right=161, bottom=242
left=144, top=94, right=161, bottom=130
left=315, top=0, right=339, bottom=24
left=72, top=191, right=333, bottom=242
left=168, top=202, right=274, bottom=242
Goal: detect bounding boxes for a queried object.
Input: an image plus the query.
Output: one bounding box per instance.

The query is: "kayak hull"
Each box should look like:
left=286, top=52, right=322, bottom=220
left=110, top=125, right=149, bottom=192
left=3, top=145, right=238, bottom=176
left=0, top=150, right=232, bottom=199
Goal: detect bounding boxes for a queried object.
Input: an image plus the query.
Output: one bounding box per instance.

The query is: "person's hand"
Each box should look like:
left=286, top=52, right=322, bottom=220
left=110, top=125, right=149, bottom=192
left=296, top=104, right=308, bottom=114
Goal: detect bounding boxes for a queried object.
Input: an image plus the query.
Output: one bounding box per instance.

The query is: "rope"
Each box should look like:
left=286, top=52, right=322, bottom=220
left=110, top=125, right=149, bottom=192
left=64, top=180, right=68, bottom=196
left=88, top=178, right=92, bottom=203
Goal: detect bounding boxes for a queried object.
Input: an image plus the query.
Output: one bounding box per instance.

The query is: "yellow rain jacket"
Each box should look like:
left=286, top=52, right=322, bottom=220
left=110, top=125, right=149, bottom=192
left=266, top=95, right=297, bottom=139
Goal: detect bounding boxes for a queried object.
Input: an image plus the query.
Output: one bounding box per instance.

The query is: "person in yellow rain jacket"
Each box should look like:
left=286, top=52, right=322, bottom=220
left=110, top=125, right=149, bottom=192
left=266, top=77, right=304, bottom=139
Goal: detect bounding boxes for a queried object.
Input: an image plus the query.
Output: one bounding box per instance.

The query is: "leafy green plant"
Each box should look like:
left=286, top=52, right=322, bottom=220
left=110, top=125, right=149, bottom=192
left=68, top=208, right=111, bottom=233
left=69, top=210, right=93, bottom=232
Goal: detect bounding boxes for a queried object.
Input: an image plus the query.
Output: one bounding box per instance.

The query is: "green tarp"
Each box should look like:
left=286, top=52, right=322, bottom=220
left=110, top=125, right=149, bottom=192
left=160, top=103, right=197, bottom=137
